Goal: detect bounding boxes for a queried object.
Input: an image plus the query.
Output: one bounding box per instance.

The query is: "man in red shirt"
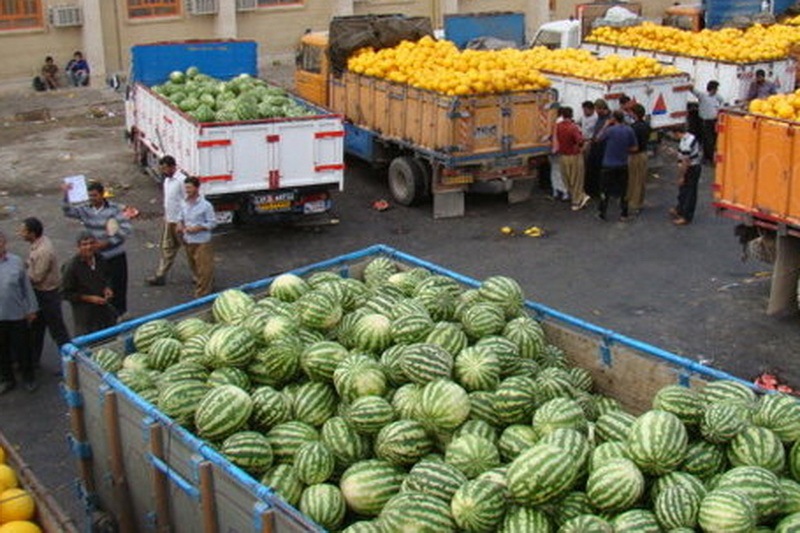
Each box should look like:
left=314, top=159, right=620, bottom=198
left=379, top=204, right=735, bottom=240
left=556, top=107, right=590, bottom=211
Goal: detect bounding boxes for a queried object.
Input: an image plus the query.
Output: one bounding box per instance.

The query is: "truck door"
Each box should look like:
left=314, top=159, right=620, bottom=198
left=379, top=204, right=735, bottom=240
left=295, top=35, right=329, bottom=107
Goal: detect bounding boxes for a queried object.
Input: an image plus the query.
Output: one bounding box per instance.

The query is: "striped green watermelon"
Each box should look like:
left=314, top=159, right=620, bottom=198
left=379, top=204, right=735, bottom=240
left=445, top=435, right=501, bottom=479
left=339, top=459, right=406, bottom=516
left=498, top=424, right=539, bottom=462
left=594, top=395, right=622, bottom=417
left=250, top=386, right=292, bottom=431
left=239, top=311, right=270, bottom=338
left=461, top=302, right=506, bottom=340
left=138, top=387, right=159, bottom=404
left=333, top=354, right=387, bottom=403
left=468, top=391, right=499, bottom=426
left=700, top=380, right=757, bottom=408
left=538, top=428, right=590, bottom=476
left=586, top=457, right=645, bottom=511
left=391, top=383, right=421, bottom=419
left=133, top=319, right=176, bottom=353
left=454, top=419, right=498, bottom=444
left=387, top=298, right=429, bottom=320
left=269, top=273, right=310, bottom=302
left=159, top=361, right=209, bottom=386
left=212, top=289, right=255, bottom=324
left=533, top=397, right=588, bottom=438
left=247, top=339, right=301, bottom=388
left=194, top=385, right=252, bottom=441
left=535, top=367, right=577, bottom=404
left=454, top=346, right=500, bottom=392
left=753, top=392, right=800, bottom=443
left=180, top=333, right=210, bottom=364
left=307, top=271, right=342, bottom=287
left=627, top=410, right=688, bottom=475
left=654, top=484, right=701, bottom=530
left=339, top=278, right=370, bottom=311
left=385, top=270, right=425, bottom=297
left=261, top=315, right=298, bottom=345
left=503, top=316, right=545, bottom=359
left=299, top=483, right=346, bottom=531
left=362, top=257, right=397, bottom=287
left=792, top=440, right=800, bottom=482
left=494, top=375, right=538, bottom=425
left=453, top=288, right=482, bottom=321
left=207, top=366, right=250, bottom=390
left=350, top=313, right=392, bottom=353
left=567, top=367, right=593, bottom=392
left=590, top=441, right=629, bottom=471
left=402, top=458, right=467, bottom=503
left=174, top=317, right=208, bottom=342
left=413, top=274, right=461, bottom=299
left=777, top=512, right=800, bottom=533
left=701, top=402, right=750, bottom=443
left=499, top=505, right=553, bottom=533
left=390, top=312, right=434, bottom=344
left=414, top=379, right=471, bottom=432
left=321, top=416, right=370, bottom=473
left=478, top=275, right=525, bottom=318
left=345, top=395, right=395, bottom=435
left=204, top=325, right=257, bottom=368
left=715, top=466, right=783, bottom=520
left=291, top=381, right=338, bottom=427
left=399, top=343, right=453, bottom=385
left=379, top=344, right=409, bottom=387
left=538, top=344, right=569, bottom=370
left=474, top=335, right=523, bottom=378
left=92, top=347, right=124, bottom=373
left=295, top=290, right=342, bottom=331
left=379, top=490, right=455, bottom=531
left=261, top=464, right=304, bottom=506
left=451, top=478, right=508, bottom=533
left=650, top=471, right=707, bottom=504
left=507, top=443, right=580, bottom=506
left=698, top=488, right=757, bottom=533
left=220, top=431, right=274, bottom=475
left=363, top=291, right=402, bottom=317
left=425, top=321, right=469, bottom=357
left=340, top=521, right=382, bottom=533
left=146, top=337, right=182, bottom=371
left=553, top=491, right=593, bottom=527
left=681, top=440, right=727, bottom=480
left=116, top=368, right=154, bottom=393
left=652, top=385, right=703, bottom=426
left=293, top=441, right=335, bottom=485
left=727, top=426, right=785, bottom=474
left=559, top=514, right=613, bottom=532
left=157, top=379, right=209, bottom=426
left=611, top=509, right=661, bottom=533
left=374, top=419, right=433, bottom=466
left=780, top=478, right=800, bottom=515
left=255, top=296, right=295, bottom=318
left=266, top=421, right=319, bottom=464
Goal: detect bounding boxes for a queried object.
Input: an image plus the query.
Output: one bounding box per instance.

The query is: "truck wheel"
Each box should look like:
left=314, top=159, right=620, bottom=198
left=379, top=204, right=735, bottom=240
left=388, top=156, right=425, bottom=206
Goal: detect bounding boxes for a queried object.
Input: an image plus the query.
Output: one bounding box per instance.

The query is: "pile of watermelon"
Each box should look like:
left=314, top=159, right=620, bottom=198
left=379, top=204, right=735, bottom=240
left=92, top=257, right=800, bottom=532
left=150, top=66, right=316, bottom=123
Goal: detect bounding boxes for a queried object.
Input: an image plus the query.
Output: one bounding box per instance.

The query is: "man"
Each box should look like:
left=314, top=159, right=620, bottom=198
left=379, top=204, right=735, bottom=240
left=147, top=155, right=188, bottom=287
left=585, top=99, right=611, bottom=197
left=747, top=69, right=778, bottom=102
left=65, top=51, right=90, bottom=87
left=62, top=181, right=131, bottom=318
left=549, top=108, right=569, bottom=202
left=596, top=110, right=638, bottom=221
left=61, top=232, right=117, bottom=336
left=179, top=177, right=217, bottom=297
left=618, top=95, right=636, bottom=124
left=0, top=230, right=38, bottom=394
left=41, top=56, right=59, bottom=90
left=693, top=80, right=725, bottom=163
left=19, top=217, right=71, bottom=369
left=556, top=106, right=590, bottom=211
left=627, top=104, right=651, bottom=215
left=579, top=100, right=598, bottom=141
left=670, top=124, right=703, bottom=226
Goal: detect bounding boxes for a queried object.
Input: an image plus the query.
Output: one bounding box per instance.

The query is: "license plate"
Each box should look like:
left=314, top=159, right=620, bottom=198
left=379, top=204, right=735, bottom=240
left=303, top=200, right=328, bottom=214
left=215, top=211, right=234, bottom=224
left=257, top=200, right=292, bottom=212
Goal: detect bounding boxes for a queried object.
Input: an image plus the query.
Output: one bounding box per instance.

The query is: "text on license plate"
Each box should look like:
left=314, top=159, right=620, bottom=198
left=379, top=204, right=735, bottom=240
left=257, top=200, right=292, bottom=212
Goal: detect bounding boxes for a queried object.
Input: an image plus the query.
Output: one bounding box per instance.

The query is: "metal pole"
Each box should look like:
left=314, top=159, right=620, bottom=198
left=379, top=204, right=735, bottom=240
left=104, top=390, right=138, bottom=533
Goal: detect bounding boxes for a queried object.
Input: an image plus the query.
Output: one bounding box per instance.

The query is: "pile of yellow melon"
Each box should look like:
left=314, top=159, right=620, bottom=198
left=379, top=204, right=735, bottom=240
left=748, top=90, right=800, bottom=120
left=346, top=35, right=681, bottom=96
left=587, top=22, right=800, bottom=62
left=784, top=13, right=800, bottom=25
left=0, top=447, right=40, bottom=533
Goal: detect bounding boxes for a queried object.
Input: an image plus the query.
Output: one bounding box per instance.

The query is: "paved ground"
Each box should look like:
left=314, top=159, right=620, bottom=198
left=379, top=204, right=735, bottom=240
left=0, top=80, right=798, bottom=528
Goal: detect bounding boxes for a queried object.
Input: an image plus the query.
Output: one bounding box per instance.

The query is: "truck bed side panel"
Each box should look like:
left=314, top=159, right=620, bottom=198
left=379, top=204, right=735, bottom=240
left=130, top=41, right=259, bottom=86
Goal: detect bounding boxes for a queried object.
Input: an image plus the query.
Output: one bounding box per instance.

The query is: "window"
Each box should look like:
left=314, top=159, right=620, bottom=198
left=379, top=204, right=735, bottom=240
left=0, top=0, right=43, bottom=30
left=258, top=0, right=302, bottom=6
left=128, top=0, right=180, bottom=19
left=297, top=43, right=322, bottom=74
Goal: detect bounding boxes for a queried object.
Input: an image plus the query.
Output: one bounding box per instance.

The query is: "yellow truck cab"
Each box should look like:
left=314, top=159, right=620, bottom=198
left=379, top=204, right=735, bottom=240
left=295, top=31, right=330, bottom=108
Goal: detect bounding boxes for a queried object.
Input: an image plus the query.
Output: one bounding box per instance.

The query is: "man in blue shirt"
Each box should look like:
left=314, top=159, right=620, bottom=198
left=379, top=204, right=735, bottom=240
left=0, top=230, right=39, bottom=394
left=65, top=51, right=90, bottom=87
left=596, top=110, right=639, bottom=221
left=179, top=176, right=216, bottom=297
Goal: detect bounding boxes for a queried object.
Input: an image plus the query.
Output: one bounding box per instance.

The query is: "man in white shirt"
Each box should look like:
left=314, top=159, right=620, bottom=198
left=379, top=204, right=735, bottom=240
left=147, top=155, right=188, bottom=286
left=692, top=80, right=725, bottom=164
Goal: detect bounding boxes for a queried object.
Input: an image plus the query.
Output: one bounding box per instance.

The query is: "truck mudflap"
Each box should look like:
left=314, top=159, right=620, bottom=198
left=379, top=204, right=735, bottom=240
left=60, top=245, right=754, bottom=532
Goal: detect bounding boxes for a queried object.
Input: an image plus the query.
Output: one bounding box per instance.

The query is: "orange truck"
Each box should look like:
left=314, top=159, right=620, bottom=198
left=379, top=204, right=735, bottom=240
left=714, top=109, right=800, bottom=315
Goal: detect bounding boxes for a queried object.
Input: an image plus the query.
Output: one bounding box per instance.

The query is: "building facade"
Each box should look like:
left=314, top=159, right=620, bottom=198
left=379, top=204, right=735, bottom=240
left=1, top=0, right=675, bottom=88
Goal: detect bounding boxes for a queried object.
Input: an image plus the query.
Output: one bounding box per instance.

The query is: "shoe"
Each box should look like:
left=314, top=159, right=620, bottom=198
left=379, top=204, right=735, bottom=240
left=619, top=215, right=632, bottom=222
left=578, top=196, right=591, bottom=210
left=668, top=207, right=679, bottom=218
left=0, top=381, right=16, bottom=395
left=24, top=380, right=38, bottom=393
left=596, top=212, right=607, bottom=221
left=673, top=217, right=690, bottom=226
left=571, top=204, right=580, bottom=211
left=146, top=276, right=165, bottom=286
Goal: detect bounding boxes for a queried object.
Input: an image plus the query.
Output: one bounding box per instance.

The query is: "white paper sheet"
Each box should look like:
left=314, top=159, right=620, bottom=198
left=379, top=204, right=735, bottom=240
left=63, top=175, right=88, bottom=204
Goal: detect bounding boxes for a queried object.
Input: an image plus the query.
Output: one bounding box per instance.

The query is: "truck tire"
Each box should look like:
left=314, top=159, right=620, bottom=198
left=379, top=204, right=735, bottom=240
left=388, top=156, right=425, bottom=206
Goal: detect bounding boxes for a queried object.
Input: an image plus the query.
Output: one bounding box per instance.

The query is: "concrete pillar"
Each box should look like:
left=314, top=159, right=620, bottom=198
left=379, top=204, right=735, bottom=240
left=216, top=0, right=238, bottom=39
left=331, top=0, right=354, bottom=17
left=526, top=0, right=551, bottom=43
left=81, top=0, right=107, bottom=83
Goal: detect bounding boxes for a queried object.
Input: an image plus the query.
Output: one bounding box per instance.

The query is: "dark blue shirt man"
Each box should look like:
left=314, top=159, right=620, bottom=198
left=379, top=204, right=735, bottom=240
left=596, top=110, right=638, bottom=221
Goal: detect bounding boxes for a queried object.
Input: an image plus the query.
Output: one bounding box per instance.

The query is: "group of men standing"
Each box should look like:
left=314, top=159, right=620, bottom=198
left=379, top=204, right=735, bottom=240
left=0, top=155, right=216, bottom=396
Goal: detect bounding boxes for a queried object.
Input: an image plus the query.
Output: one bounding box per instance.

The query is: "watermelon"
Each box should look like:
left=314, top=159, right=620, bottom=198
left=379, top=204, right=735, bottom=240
left=478, top=275, right=525, bottom=317
left=380, top=344, right=409, bottom=387
left=340, top=522, right=382, bottom=533
left=413, top=289, right=456, bottom=323
left=211, top=289, right=255, bottom=324
left=533, top=397, right=588, bottom=438
left=538, top=428, right=591, bottom=476
left=250, top=386, right=292, bottom=431
left=291, top=382, right=338, bottom=427
left=792, top=440, right=800, bottom=482
left=650, top=471, right=707, bottom=504
left=502, top=316, right=545, bottom=359
left=266, top=421, right=319, bottom=464
left=454, top=419, right=498, bottom=444
left=552, top=491, right=593, bottom=527
left=777, top=513, right=800, bottom=533
left=299, top=483, right=346, bottom=531
left=350, top=313, right=392, bottom=353
left=207, top=366, right=250, bottom=390
left=780, top=480, right=800, bottom=516
left=92, top=347, right=124, bottom=373
left=681, top=439, right=727, bottom=480
left=701, top=402, right=750, bottom=443
left=586, top=457, right=645, bottom=511
left=295, top=290, right=342, bottom=331
left=247, top=340, right=301, bottom=388
left=194, top=385, right=253, bottom=441
left=204, top=325, right=257, bottom=368
left=626, top=410, right=688, bottom=475
left=499, top=505, right=553, bottom=532
left=402, top=458, right=468, bottom=502
left=469, top=391, right=499, bottom=426
left=454, top=346, right=501, bottom=392
left=159, top=361, right=209, bottom=386
left=400, top=343, right=453, bottom=385
left=339, top=459, right=405, bottom=516
left=261, top=464, right=304, bottom=506
left=362, top=257, right=397, bottom=287
left=727, top=426, right=785, bottom=474
left=220, top=431, right=274, bottom=474
left=157, top=379, right=209, bottom=425
left=590, top=441, right=630, bottom=471
left=654, top=484, right=701, bottom=530
left=116, top=368, right=154, bottom=392
left=559, top=514, right=613, bottom=532
left=391, top=383, right=421, bottom=419
left=535, top=367, right=577, bottom=403
left=498, top=425, right=539, bottom=462
left=345, top=395, right=395, bottom=435
left=294, top=441, right=335, bottom=485
left=379, top=490, right=456, bottom=532
left=133, top=319, right=176, bottom=353
left=321, top=416, right=370, bottom=473
left=261, top=315, right=298, bottom=344
left=269, top=273, right=310, bottom=302
left=507, top=443, right=580, bottom=506
left=374, top=420, right=433, bottom=466
left=753, top=392, right=800, bottom=443
left=451, top=478, right=508, bottom=533
left=652, top=384, right=703, bottom=425
left=445, top=435, right=501, bottom=479
left=474, top=335, right=523, bottom=377
left=333, top=354, right=387, bottom=403
left=180, top=333, right=210, bottom=364
left=715, top=466, right=783, bottom=519
left=425, top=321, right=469, bottom=357
left=414, top=379, right=471, bottom=432
left=567, top=367, right=593, bottom=392
left=700, top=380, right=757, bottom=408
left=611, top=509, right=661, bottom=533
left=698, top=488, right=757, bottom=533
left=494, top=375, right=538, bottom=425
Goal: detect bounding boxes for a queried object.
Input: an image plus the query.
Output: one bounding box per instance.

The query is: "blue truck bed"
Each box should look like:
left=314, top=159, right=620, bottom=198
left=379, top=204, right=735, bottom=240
left=130, top=40, right=258, bottom=86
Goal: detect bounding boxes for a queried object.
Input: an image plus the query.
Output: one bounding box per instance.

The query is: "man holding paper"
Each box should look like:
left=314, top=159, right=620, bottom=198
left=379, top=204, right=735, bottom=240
left=62, top=180, right=131, bottom=318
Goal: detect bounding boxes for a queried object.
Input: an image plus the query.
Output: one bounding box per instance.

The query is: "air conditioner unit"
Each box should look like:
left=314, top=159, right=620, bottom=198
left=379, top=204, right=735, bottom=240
left=187, top=0, right=218, bottom=15
left=48, top=5, right=83, bottom=27
left=236, top=0, right=258, bottom=11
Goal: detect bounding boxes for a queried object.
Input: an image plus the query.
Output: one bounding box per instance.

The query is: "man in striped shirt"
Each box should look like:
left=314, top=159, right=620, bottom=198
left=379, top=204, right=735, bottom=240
left=62, top=181, right=131, bottom=317
left=670, top=125, right=703, bottom=226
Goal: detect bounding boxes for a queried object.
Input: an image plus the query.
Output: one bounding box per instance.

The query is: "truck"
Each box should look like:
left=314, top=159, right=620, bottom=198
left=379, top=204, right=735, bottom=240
left=125, top=40, right=345, bottom=226
left=60, top=244, right=754, bottom=532
left=714, top=109, right=800, bottom=316
left=295, top=16, right=557, bottom=218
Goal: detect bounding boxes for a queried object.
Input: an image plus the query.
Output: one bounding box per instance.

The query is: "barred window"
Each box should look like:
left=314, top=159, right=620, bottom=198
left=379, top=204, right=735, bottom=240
left=128, top=0, right=180, bottom=19
left=0, top=0, right=43, bottom=30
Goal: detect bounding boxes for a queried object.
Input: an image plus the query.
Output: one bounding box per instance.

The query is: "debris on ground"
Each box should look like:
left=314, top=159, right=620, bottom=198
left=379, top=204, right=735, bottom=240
left=499, top=225, right=546, bottom=238
left=372, top=199, right=390, bottom=211
left=754, top=371, right=798, bottom=395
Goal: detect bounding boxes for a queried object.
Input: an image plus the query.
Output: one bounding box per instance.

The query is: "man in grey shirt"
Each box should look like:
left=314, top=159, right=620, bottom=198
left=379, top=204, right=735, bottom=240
left=0, top=230, right=39, bottom=394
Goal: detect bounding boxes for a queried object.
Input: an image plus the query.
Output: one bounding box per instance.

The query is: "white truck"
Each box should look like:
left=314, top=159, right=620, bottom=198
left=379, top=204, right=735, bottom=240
left=125, top=40, right=344, bottom=225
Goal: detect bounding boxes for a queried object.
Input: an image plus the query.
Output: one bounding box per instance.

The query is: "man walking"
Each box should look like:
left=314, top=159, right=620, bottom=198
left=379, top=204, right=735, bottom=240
left=596, top=110, right=638, bottom=221
left=0, top=230, right=38, bottom=394
left=179, top=177, right=217, bottom=298
left=19, top=217, right=71, bottom=369
left=62, top=181, right=131, bottom=318
left=693, top=80, right=724, bottom=164
left=556, top=107, right=590, bottom=211
left=147, top=155, right=187, bottom=287
left=61, top=232, right=117, bottom=335
left=670, top=125, right=703, bottom=226
left=627, top=104, right=651, bottom=215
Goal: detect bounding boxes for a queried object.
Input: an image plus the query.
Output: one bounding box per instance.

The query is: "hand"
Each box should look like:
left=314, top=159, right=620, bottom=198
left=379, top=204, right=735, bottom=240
left=103, top=288, right=114, bottom=300
left=95, top=239, right=110, bottom=250
left=61, top=182, right=73, bottom=195
left=25, top=313, right=36, bottom=324
left=677, top=178, right=686, bottom=186
left=87, top=295, right=107, bottom=305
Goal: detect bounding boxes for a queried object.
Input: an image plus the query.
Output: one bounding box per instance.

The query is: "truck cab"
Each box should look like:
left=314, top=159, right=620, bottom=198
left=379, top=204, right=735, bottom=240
left=529, top=19, right=582, bottom=49
left=295, top=30, right=329, bottom=108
